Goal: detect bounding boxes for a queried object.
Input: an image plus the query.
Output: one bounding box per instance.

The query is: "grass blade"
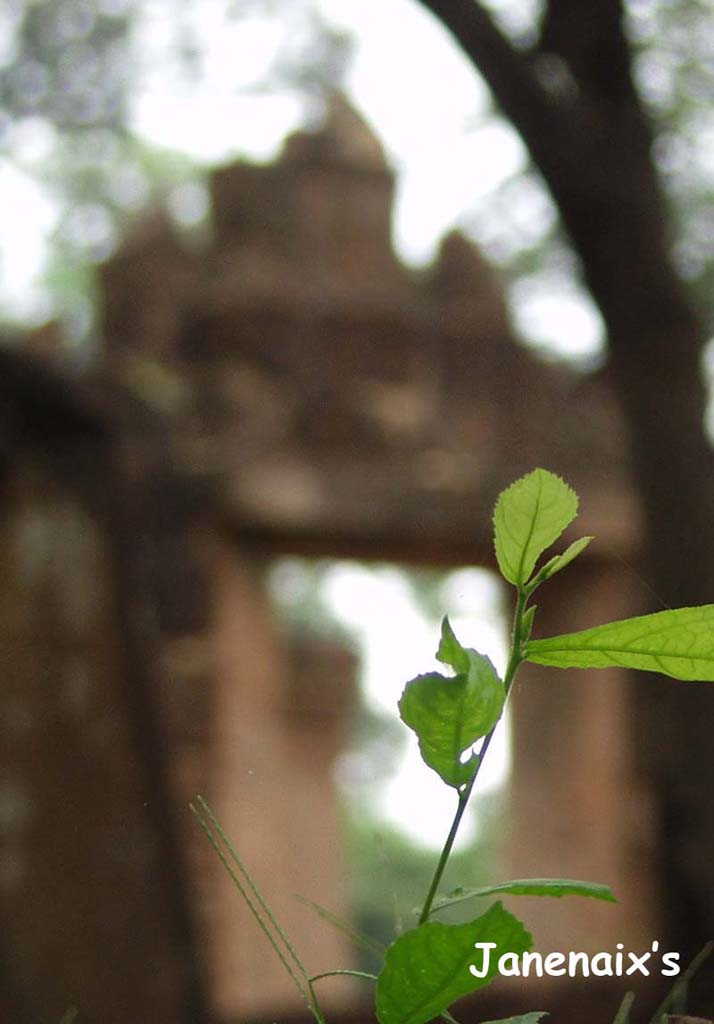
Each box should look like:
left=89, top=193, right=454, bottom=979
left=612, top=991, right=635, bottom=1024
left=195, top=796, right=313, bottom=985
left=298, top=896, right=386, bottom=957
left=647, top=940, right=714, bottom=1024
left=190, top=800, right=319, bottom=1018
left=439, top=1011, right=462, bottom=1024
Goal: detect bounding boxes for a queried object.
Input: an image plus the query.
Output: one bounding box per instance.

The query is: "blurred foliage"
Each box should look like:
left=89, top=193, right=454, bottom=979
left=346, top=702, right=408, bottom=785
left=267, top=557, right=355, bottom=643
left=0, top=0, right=350, bottom=337
left=463, top=0, right=714, bottom=344
left=0, top=0, right=131, bottom=133
left=0, top=0, right=196, bottom=334
left=3, top=0, right=714, bottom=350
left=346, top=792, right=505, bottom=974
left=625, top=0, right=714, bottom=319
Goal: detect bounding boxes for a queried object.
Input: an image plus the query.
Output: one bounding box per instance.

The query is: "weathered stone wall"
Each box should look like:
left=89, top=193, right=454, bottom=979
left=508, top=561, right=659, bottom=953
left=0, top=455, right=191, bottom=1023
left=96, top=101, right=638, bottom=565
left=1, top=94, right=655, bottom=1021
left=201, top=543, right=357, bottom=1020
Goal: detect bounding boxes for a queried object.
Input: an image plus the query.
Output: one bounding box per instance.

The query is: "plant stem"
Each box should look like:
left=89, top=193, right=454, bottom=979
left=309, top=970, right=378, bottom=983
left=417, top=587, right=529, bottom=925
left=417, top=788, right=469, bottom=926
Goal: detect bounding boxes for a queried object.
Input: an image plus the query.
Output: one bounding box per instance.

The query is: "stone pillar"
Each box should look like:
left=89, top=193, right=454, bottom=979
left=0, top=461, right=190, bottom=1023
left=508, top=559, right=659, bottom=954
left=199, top=540, right=357, bottom=1022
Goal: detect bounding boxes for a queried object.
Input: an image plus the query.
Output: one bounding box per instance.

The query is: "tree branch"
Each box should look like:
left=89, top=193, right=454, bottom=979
left=414, top=0, right=673, bottom=328
left=540, top=0, right=638, bottom=103
left=414, top=0, right=573, bottom=168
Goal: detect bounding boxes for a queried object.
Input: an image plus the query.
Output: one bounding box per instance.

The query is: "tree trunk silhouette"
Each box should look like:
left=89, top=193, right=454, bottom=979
left=416, top=0, right=714, bottom=975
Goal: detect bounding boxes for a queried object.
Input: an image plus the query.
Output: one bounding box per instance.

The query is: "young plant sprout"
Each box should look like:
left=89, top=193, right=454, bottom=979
left=193, top=468, right=714, bottom=1024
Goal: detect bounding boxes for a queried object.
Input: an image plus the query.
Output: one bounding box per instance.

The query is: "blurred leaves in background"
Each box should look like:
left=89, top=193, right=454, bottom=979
left=3, top=1, right=714, bottom=352
left=0, top=0, right=350, bottom=337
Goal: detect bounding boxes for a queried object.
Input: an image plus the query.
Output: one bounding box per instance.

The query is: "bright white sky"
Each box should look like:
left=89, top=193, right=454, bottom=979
left=322, top=563, right=510, bottom=849
left=133, top=0, right=604, bottom=360
left=270, top=559, right=510, bottom=850
left=0, top=0, right=605, bottom=360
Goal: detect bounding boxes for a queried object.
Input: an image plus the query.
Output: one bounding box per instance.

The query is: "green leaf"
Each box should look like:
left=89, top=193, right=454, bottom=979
left=521, top=605, right=537, bottom=642
left=431, top=878, right=616, bottom=914
left=494, top=469, right=578, bottom=587
left=309, top=969, right=378, bottom=984
left=437, top=616, right=470, bottom=674
left=533, top=536, right=593, bottom=586
left=480, top=1015, right=548, bottom=1024
left=375, top=902, right=532, bottom=1024
left=399, top=652, right=504, bottom=788
left=526, top=605, right=714, bottom=681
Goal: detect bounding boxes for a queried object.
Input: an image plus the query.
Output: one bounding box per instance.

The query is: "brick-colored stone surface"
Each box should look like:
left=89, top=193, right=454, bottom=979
left=0, top=459, right=190, bottom=1023
left=96, top=96, right=639, bottom=567
left=1, top=96, right=654, bottom=1022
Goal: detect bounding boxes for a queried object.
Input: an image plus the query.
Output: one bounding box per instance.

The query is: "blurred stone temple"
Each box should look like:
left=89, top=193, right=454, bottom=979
left=1, top=96, right=656, bottom=1024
